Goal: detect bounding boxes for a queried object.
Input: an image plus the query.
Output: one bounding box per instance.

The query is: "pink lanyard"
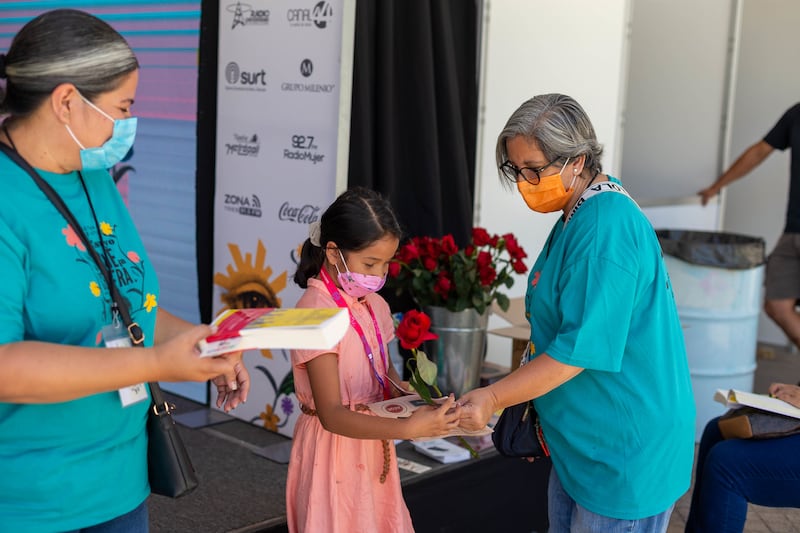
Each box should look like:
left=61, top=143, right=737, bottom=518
left=319, top=267, right=390, bottom=400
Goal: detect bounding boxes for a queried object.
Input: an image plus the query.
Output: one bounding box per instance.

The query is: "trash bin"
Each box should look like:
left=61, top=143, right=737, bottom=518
left=657, top=230, right=766, bottom=442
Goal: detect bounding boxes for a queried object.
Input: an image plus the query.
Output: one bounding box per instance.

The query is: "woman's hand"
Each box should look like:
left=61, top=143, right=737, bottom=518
left=212, top=353, right=250, bottom=412
left=457, top=387, right=498, bottom=431
left=768, top=382, right=800, bottom=409
left=405, top=394, right=461, bottom=439
left=152, top=324, right=239, bottom=386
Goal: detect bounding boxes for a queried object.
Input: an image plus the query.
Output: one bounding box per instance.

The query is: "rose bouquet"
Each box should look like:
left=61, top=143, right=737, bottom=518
left=387, top=227, right=528, bottom=315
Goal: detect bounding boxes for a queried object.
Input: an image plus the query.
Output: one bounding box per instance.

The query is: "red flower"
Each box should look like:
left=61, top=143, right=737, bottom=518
left=512, top=258, right=528, bottom=274
left=472, top=227, right=491, bottom=246
left=396, top=310, right=438, bottom=350
left=503, top=233, right=528, bottom=260
left=441, top=234, right=458, bottom=256
left=434, top=272, right=452, bottom=297
left=478, top=265, right=497, bottom=287
left=397, top=243, right=420, bottom=263
left=385, top=226, right=529, bottom=314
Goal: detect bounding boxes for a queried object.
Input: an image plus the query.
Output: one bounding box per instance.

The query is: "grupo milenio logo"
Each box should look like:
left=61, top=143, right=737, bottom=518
left=286, top=1, right=333, bottom=29
left=281, top=58, right=335, bottom=94
left=227, top=2, right=270, bottom=29
left=300, top=59, right=313, bottom=78
left=224, top=61, right=267, bottom=91
left=226, top=133, right=260, bottom=157
left=284, top=134, right=325, bottom=165
left=223, top=192, right=262, bottom=218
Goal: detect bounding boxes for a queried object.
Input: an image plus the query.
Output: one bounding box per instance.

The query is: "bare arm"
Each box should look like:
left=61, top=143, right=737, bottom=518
left=307, top=353, right=460, bottom=440
left=0, top=323, right=237, bottom=403
left=698, top=140, right=774, bottom=205
left=153, top=308, right=193, bottom=345
left=458, top=353, right=583, bottom=430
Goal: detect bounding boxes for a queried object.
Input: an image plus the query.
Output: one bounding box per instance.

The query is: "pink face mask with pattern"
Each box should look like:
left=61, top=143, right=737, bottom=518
left=335, top=250, right=386, bottom=298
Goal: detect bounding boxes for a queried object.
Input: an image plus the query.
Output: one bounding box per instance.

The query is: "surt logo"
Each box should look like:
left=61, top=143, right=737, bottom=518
left=225, top=62, right=266, bottom=86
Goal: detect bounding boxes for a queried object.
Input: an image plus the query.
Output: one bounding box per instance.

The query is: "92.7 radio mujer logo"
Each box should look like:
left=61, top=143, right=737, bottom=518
left=291, top=135, right=317, bottom=150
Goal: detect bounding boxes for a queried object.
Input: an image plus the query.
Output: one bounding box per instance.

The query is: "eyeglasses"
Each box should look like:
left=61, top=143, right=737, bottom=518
left=499, top=158, right=560, bottom=185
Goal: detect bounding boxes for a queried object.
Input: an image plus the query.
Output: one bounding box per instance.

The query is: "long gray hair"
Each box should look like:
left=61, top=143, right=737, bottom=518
left=0, top=9, right=139, bottom=116
left=495, top=93, right=604, bottom=180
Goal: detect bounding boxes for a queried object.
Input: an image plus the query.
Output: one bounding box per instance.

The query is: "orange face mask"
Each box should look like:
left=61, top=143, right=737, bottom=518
left=517, top=159, right=576, bottom=213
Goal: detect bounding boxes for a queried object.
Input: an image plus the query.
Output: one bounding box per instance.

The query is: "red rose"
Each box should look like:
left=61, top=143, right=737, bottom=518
left=472, top=227, right=491, bottom=246
left=478, top=265, right=497, bottom=287
left=503, top=233, right=528, bottom=260
left=397, top=243, right=420, bottom=263
left=388, top=261, right=401, bottom=278
left=512, top=258, right=528, bottom=274
left=396, top=310, right=438, bottom=350
left=434, top=273, right=452, bottom=297
left=441, top=234, right=458, bottom=256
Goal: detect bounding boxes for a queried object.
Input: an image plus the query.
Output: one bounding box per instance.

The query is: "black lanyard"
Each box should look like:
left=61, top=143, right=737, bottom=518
left=0, top=140, right=144, bottom=345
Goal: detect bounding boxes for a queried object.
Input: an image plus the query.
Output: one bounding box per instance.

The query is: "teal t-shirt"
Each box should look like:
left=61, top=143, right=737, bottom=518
left=528, top=177, right=695, bottom=519
left=0, top=155, right=159, bottom=531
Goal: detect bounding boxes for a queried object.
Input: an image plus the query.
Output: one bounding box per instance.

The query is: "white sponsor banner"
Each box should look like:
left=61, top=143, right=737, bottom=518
left=213, top=0, right=352, bottom=437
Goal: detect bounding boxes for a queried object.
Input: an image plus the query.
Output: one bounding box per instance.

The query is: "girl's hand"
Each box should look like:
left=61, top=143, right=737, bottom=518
left=406, top=394, right=461, bottom=439
left=768, top=382, right=800, bottom=409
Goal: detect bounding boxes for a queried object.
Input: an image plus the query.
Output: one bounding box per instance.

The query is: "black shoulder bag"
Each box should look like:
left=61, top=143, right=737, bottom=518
left=0, top=142, right=198, bottom=498
left=491, top=345, right=550, bottom=459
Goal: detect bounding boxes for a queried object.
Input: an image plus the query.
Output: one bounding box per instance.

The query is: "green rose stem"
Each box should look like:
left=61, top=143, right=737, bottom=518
left=406, top=350, right=479, bottom=459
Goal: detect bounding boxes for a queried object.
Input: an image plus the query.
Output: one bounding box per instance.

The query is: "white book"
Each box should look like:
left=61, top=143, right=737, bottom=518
left=197, top=307, right=350, bottom=357
left=714, top=388, right=800, bottom=420
left=412, top=439, right=471, bottom=464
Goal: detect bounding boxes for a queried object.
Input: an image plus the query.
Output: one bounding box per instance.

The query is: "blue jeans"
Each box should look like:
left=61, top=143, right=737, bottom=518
left=685, top=416, right=800, bottom=532
left=548, top=468, right=674, bottom=532
left=63, top=500, right=148, bottom=533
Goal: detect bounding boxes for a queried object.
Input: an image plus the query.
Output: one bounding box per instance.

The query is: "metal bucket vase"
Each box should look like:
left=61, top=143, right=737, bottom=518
left=423, top=306, right=489, bottom=398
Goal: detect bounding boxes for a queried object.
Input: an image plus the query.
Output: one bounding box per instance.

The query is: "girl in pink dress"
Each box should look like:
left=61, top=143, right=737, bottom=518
left=286, top=188, right=460, bottom=533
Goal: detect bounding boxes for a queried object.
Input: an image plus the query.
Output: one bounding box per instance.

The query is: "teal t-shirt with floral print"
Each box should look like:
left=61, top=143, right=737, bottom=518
left=0, top=154, right=159, bottom=531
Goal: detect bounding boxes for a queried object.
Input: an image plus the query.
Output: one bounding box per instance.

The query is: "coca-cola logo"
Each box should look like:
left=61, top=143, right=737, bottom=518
left=278, top=202, right=320, bottom=224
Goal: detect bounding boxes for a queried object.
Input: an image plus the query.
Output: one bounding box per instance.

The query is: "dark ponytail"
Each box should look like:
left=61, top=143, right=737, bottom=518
left=293, top=187, right=402, bottom=288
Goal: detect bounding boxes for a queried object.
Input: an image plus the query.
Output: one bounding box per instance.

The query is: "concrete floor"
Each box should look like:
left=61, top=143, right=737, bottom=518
left=667, top=343, right=800, bottom=533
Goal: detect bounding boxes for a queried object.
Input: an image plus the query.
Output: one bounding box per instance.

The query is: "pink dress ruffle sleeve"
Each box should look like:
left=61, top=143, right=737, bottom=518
left=285, top=278, right=414, bottom=533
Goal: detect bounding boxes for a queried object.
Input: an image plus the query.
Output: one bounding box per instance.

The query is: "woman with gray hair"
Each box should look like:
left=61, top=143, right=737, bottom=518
left=0, top=9, right=249, bottom=532
left=459, top=93, right=695, bottom=531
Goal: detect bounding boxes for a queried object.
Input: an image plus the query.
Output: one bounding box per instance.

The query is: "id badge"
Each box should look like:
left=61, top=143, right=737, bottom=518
left=102, top=322, right=148, bottom=407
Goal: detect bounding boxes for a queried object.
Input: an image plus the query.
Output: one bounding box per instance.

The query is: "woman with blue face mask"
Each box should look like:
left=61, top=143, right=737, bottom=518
left=287, top=187, right=462, bottom=532
left=0, top=9, right=249, bottom=532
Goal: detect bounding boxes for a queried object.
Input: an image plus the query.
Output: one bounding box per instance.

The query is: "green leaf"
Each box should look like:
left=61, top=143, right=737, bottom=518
left=495, top=292, right=510, bottom=312
left=415, top=350, right=438, bottom=385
